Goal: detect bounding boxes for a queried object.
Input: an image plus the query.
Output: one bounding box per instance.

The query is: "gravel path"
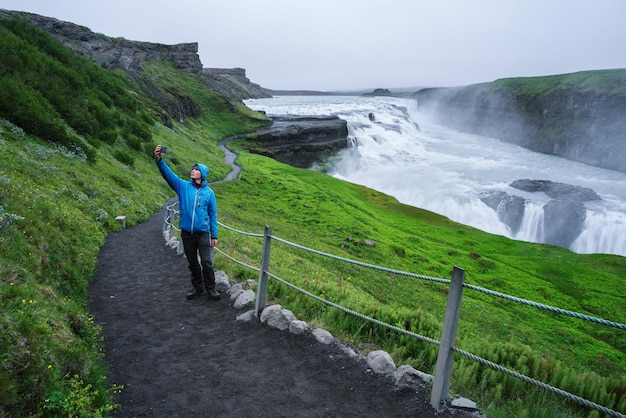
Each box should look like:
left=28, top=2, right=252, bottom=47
left=88, top=206, right=479, bottom=417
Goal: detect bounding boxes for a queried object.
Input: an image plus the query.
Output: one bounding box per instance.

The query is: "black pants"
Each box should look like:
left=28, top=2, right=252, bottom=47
left=181, top=230, right=216, bottom=291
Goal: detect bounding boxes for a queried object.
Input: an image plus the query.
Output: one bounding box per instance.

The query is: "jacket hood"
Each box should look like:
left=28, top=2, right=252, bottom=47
left=192, top=163, right=209, bottom=181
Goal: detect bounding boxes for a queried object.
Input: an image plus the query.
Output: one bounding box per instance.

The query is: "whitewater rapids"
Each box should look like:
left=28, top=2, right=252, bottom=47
left=245, top=95, right=626, bottom=257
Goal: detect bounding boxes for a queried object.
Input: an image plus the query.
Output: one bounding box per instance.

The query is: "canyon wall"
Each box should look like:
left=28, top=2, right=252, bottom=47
left=413, top=70, right=626, bottom=172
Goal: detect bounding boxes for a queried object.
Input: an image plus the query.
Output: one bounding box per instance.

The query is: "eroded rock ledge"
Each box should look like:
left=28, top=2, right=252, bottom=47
left=1, top=9, right=270, bottom=128
left=479, top=179, right=602, bottom=248
left=248, top=115, right=349, bottom=168
left=1, top=10, right=203, bottom=74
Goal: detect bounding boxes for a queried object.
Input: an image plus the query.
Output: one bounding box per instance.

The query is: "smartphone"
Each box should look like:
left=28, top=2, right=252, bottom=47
left=160, top=146, right=168, bottom=153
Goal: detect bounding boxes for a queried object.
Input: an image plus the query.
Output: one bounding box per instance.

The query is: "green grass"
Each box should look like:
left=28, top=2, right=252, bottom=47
left=0, top=15, right=267, bottom=415
left=490, top=69, right=626, bottom=96
left=0, top=13, right=624, bottom=417
left=213, top=145, right=626, bottom=417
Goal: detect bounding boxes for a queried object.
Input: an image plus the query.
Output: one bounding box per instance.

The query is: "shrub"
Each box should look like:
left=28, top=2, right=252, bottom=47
left=113, top=149, right=135, bottom=167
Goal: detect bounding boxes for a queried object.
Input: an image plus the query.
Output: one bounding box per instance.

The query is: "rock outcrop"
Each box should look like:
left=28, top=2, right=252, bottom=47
left=478, top=191, right=527, bottom=235
left=413, top=70, right=626, bottom=173
left=248, top=116, right=349, bottom=168
left=1, top=9, right=348, bottom=165
left=1, top=9, right=269, bottom=104
left=509, top=179, right=601, bottom=202
left=0, top=10, right=203, bottom=74
left=202, top=68, right=271, bottom=100
left=0, top=9, right=276, bottom=129
left=479, top=179, right=602, bottom=248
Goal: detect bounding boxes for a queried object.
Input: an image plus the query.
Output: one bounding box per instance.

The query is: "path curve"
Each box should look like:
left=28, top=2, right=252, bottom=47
left=213, top=135, right=245, bottom=184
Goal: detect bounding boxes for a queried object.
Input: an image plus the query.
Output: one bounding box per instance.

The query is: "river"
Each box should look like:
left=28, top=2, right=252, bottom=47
left=244, top=95, right=626, bottom=257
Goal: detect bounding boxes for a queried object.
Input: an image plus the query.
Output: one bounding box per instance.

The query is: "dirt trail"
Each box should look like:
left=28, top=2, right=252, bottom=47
left=88, top=206, right=478, bottom=417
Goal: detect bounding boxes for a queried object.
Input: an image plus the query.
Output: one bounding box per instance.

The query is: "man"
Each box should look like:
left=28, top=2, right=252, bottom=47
left=154, top=145, right=220, bottom=301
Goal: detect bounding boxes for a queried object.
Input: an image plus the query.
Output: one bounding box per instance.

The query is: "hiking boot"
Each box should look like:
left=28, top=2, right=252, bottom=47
left=207, top=288, right=221, bottom=301
left=186, top=288, right=205, bottom=300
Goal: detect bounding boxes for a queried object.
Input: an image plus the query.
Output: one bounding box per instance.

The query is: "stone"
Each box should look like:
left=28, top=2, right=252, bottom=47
left=366, top=350, right=396, bottom=374
left=288, top=320, right=309, bottom=335
left=228, top=283, right=244, bottom=301
left=312, top=328, right=334, bottom=344
left=235, top=310, right=258, bottom=323
left=260, top=304, right=282, bottom=323
left=234, top=289, right=255, bottom=309
left=339, top=345, right=361, bottom=359
left=394, top=365, right=433, bottom=387
left=167, top=237, right=178, bottom=249
left=214, top=271, right=231, bottom=292
left=451, top=396, right=478, bottom=410
left=266, top=309, right=296, bottom=331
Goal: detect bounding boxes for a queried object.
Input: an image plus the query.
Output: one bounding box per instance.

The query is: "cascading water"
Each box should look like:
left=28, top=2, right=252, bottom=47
left=515, top=202, right=545, bottom=243
left=245, top=95, right=626, bottom=257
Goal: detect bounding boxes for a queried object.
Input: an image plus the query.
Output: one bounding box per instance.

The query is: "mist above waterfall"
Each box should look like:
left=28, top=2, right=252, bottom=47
left=245, top=95, right=626, bottom=257
left=413, top=72, right=626, bottom=173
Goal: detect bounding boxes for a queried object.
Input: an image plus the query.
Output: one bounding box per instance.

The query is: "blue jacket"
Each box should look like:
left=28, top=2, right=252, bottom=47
left=156, top=159, right=218, bottom=239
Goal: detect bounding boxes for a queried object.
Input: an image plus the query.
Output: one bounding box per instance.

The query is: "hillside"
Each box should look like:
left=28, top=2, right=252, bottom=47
left=413, top=69, right=626, bottom=173
left=0, top=12, right=267, bottom=416
left=0, top=10, right=625, bottom=418
left=0, top=9, right=270, bottom=105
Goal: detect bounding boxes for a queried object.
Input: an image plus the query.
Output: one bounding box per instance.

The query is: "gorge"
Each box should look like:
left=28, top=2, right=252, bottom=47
left=245, top=95, right=626, bottom=257
left=2, top=10, right=624, bottom=417
left=412, top=71, right=626, bottom=173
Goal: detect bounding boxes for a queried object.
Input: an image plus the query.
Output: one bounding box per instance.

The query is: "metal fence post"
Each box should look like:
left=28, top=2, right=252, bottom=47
left=255, top=225, right=272, bottom=317
left=430, top=266, right=465, bottom=410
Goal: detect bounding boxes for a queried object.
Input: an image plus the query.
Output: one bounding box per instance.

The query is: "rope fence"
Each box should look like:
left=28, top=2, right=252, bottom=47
left=162, top=201, right=625, bottom=417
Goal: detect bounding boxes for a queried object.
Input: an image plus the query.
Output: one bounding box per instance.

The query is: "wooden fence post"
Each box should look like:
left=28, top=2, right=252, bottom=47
left=430, top=266, right=465, bottom=410
left=255, top=225, right=272, bottom=317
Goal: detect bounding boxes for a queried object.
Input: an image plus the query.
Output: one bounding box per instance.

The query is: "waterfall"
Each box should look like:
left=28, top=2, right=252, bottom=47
left=245, top=95, right=626, bottom=257
left=514, top=202, right=545, bottom=243
left=571, top=210, right=626, bottom=255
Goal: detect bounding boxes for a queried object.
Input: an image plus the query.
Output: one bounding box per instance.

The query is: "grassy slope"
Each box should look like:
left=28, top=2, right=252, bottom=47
left=490, top=68, right=626, bottom=96
left=0, top=16, right=624, bottom=416
left=214, top=149, right=626, bottom=415
left=216, top=148, right=625, bottom=364
left=0, top=17, right=266, bottom=415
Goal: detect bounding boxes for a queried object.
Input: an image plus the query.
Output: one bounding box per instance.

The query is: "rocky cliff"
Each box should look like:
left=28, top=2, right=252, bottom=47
left=247, top=116, right=349, bottom=169
left=479, top=180, right=602, bottom=248
left=0, top=10, right=269, bottom=102
left=0, top=9, right=274, bottom=130
left=0, top=10, right=203, bottom=74
left=413, top=70, right=626, bottom=173
left=202, top=68, right=270, bottom=100
left=0, top=10, right=342, bottom=166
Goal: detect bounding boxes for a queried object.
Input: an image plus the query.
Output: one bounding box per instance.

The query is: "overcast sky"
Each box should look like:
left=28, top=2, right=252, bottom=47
left=2, top=0, right=625, bottom=91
